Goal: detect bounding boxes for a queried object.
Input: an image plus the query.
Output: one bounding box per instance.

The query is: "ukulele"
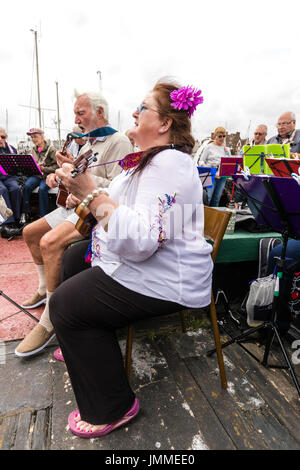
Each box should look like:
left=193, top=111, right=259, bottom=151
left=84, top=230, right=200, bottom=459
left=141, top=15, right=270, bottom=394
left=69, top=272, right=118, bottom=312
left=75, top=200, right=99, bottom=238
left=56, top=147, right=97, bottom=207
left=74, top=151, right=144, bottom=237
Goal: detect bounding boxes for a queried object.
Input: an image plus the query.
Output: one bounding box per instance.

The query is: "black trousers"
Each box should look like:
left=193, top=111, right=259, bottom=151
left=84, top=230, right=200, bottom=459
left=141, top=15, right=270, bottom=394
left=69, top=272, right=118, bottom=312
left=49, top=241, right=184, bottom=425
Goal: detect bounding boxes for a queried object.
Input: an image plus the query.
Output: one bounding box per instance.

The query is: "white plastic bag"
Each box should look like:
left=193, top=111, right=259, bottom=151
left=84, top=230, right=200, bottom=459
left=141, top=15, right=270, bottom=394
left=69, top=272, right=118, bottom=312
left=246, top=274, right=276, bottom=327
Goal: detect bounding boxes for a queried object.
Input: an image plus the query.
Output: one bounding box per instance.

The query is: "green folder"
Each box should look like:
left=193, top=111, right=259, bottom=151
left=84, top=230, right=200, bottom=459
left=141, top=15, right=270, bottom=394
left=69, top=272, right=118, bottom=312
left=243, top=144, right=290, bottom=175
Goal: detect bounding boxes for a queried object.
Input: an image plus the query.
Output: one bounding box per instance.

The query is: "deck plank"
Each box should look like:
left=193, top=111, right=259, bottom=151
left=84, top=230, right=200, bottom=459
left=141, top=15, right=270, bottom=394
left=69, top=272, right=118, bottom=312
left=185, top=354, right=270, bottom=449
left=223, top=341, right=300, bottom=444
left=158, top=337, right=236, bottom=450
left=159, top=327, right=300, bottom=450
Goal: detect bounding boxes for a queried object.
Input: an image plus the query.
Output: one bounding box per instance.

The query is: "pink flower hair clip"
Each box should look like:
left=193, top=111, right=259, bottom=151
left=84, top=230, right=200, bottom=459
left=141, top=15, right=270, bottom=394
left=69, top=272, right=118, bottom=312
left=170, top=86, right=203, bottom=117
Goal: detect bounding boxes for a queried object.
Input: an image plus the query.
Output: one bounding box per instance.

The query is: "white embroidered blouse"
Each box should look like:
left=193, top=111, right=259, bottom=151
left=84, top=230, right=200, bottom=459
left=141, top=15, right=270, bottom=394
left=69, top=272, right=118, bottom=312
left=91, top=148, right=213, bottom=308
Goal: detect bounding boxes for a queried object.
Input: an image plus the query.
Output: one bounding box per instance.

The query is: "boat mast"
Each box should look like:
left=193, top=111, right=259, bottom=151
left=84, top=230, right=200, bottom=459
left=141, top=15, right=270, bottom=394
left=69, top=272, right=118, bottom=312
left=97, top=71, right=102, bottom=93
left=55, top=81, right=61, bottom=146
left=31, top=29, right=42, bottom=128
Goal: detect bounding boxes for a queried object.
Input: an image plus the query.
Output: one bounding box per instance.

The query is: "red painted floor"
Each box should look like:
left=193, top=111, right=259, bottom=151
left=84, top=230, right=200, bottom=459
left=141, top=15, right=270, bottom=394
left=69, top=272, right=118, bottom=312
left=0, top=236, right=43, bottom=342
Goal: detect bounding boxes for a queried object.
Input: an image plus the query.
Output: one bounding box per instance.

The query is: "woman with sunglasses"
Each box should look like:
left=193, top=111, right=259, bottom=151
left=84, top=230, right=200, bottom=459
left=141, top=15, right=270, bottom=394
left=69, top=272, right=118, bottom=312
left=199, top=126, right=231, bottom=207
left=48, top=79, right=214, bottom=439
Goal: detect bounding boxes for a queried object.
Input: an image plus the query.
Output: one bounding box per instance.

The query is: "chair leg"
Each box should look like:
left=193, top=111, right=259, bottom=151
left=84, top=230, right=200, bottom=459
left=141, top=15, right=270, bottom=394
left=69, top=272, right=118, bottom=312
left=179, top=310, right=187, bottom=333
left=125, top=324, right=134, bottom=380
left=209, top=293, right=227, bottom=389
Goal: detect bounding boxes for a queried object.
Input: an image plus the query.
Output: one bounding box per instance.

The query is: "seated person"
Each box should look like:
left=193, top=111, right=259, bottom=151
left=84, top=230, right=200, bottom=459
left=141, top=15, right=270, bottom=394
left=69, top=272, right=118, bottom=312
left=249, top=124, right=268, bottom=146
left=233, top=125, right=268, bottom=208
left=0, top=127, right=23, bottom=237
left=23, top=128, right=58, bottom=219
left=198, top=126, right=231, bottom=207
left=267, top=240, right=300, bottom=274
left=267, top=111, right=300, bottom=156
left=47, top=79, right=212, bottom=439
left=15, top=90, right=132, bottom=358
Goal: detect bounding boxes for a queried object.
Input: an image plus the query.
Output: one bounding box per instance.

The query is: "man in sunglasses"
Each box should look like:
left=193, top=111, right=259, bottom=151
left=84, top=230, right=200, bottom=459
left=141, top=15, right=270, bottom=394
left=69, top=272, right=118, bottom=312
left=0, top=127, right=23, bottom=238
left=267, top=111, right=300, bottom=155
left=251, top=124, right=268, bottom=146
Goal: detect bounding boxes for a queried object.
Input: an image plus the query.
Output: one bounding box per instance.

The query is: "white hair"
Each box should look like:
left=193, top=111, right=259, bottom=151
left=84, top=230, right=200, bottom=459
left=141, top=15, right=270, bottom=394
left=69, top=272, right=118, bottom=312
left=256, top=124, right=268, bottom=134
left=0, top=127, right=7, bottom=136
left=74, top=89, right=109, bottom=120
left=279, top=111, right=296, bottom=122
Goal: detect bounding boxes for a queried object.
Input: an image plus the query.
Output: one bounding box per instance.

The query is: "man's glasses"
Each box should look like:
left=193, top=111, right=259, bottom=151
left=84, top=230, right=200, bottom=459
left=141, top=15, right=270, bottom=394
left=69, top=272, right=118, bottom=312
left=0, top=135, right=6, bottom=139
left=254, top=132, right=264, bottom=136
left=276, top=121, right=293, bottom=127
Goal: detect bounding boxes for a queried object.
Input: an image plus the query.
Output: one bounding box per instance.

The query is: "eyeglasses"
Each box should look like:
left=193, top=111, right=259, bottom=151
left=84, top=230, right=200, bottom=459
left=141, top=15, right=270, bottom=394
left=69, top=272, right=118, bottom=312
left=0, top=135, right=6, bottom=139
left=254, top=132, right=264, bottom=136
left=217, top=134, right=226, bottom=138
left=136, top=103, right=159, bottom=114
left=276, top=121, right=293, bottom=127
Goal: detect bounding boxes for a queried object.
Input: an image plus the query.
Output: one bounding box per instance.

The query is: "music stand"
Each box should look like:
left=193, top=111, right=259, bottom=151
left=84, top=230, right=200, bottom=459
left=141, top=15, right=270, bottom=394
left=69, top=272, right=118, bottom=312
left=207, top=174, right=300, bottom=396
left=0, top=154, right=43, bottom=177
left=219, top=156, right=243, bottom=177
left=197, top=167, right=217, bottom=188
left=265, top=158, right=300, bottom=178
left=242, top=144, right=290, bottom=176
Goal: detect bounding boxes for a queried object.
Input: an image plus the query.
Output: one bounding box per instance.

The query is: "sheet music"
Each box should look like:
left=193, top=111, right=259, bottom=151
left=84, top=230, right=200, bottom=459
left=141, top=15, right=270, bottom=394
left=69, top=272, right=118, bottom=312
left=0, top=154, right=43, bottom=177
left=197, top=167, right=217, bottom=188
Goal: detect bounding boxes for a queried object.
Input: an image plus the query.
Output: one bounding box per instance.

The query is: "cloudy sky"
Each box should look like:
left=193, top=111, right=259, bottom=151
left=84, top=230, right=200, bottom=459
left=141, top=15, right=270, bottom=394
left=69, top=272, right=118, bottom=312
left=1, top=0, right=300, bottom=147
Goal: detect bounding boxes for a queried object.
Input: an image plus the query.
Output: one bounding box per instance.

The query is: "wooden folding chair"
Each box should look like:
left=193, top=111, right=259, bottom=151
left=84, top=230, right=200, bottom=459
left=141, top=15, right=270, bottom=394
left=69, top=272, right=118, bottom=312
left=125, top=206, right=231, bottom=389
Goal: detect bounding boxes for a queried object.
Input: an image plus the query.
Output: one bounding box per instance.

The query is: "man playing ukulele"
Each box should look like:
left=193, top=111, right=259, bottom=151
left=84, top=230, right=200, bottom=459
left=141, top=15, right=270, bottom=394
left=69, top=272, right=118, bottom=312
left=15, top=90, right=132, bottom=357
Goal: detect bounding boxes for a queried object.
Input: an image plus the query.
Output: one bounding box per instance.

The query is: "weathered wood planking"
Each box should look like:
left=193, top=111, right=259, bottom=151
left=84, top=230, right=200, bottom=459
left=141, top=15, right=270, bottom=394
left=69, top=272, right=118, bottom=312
left=158, top=336, right=236, bottom=450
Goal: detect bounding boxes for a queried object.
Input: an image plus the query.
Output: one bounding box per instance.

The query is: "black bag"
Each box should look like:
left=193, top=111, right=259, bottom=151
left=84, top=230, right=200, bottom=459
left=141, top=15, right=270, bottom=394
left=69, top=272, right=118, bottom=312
left=235, top=206, right=272, bottom=233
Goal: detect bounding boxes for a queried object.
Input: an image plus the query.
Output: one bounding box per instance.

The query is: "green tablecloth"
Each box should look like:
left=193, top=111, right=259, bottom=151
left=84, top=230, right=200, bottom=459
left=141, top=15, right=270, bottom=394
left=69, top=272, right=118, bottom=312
left=215, top=229, right=282, bottom=264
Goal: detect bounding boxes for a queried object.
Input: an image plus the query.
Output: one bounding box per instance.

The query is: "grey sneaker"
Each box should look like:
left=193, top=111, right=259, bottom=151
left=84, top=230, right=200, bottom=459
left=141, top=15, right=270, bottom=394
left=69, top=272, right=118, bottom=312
left=21, top=291, right=47, bottom=309
left=15, top=324, right=56, bottom=357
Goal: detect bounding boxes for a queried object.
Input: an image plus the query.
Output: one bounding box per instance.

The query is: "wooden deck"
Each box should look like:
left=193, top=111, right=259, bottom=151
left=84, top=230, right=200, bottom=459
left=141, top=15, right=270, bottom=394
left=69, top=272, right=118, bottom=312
left=1, top=236, right=300, bottom=450
left=158, top=322, right=300, bottom=450
left=1, top=312, right=300, bottom=450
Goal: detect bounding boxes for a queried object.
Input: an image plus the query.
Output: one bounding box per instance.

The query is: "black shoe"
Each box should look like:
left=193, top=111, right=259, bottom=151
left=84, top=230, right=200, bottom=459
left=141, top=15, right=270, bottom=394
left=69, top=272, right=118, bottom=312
left=5, top=222, right=19, bottom=229
left=0, top=224, right=22, bottom=239
left=0, top=223, right=10, bottom=235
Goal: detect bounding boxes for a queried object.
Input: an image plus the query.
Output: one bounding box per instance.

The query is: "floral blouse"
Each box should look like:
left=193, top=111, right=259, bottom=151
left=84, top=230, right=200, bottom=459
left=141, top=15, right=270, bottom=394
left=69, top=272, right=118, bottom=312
left=91, top=149, right=213, bottom=308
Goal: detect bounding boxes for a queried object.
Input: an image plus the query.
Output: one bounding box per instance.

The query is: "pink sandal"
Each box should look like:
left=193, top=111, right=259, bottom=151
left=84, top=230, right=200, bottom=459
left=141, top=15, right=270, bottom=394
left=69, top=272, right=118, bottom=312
left=53, top=348, right=65, bottom=362
left=68, top=397, right=140, bottom=438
